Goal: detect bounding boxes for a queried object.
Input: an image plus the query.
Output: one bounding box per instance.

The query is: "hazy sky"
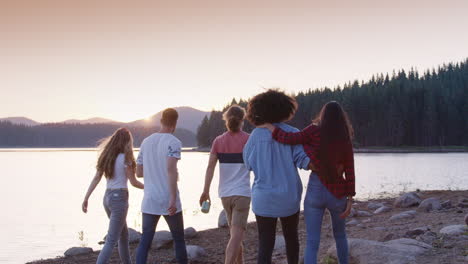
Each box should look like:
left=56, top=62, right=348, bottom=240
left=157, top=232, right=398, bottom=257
left=1, top=0, right=467, bottom=122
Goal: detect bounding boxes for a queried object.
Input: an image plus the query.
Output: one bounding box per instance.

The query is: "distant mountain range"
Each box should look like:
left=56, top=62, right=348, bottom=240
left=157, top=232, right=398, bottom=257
left=0, top=106, right=210, bottom=134
left=0, top=117, right=40, bottom=126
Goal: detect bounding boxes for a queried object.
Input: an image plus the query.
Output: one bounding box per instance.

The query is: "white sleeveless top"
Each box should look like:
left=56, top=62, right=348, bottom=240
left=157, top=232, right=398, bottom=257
left=106, top=153, right=128, bottom=189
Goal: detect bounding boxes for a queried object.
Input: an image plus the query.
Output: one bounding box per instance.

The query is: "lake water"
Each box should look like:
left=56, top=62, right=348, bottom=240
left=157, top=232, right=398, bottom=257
left=0, top=150, right=467, bottom=263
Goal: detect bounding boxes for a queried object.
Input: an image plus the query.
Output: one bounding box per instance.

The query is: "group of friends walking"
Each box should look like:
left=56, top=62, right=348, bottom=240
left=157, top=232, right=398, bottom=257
left=82, top=89, right=356, bottom=264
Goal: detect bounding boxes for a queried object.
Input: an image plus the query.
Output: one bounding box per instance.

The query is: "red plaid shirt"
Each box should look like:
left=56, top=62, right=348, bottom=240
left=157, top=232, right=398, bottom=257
left=272, top=124, right=356, bottom=198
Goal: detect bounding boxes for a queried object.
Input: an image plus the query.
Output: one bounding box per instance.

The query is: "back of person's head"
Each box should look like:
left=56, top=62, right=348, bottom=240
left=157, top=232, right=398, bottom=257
left=161, top=108, right=179, bottom=128
left=315, top=101, right=353, bottom=142
left=247, top=89, right=297, bottom=126
left=315, top=101, right=354, bottom=183
left=223, top=105, right=246, bottom=132
left=96, top=127, right=136, bottom=178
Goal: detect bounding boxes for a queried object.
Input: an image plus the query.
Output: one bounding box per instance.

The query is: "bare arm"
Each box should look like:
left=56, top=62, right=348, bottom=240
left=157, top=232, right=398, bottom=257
left=126, top=166, right=144, bottom=189
left=136, top=164, right=144, bottom=178
left=167, top=157, right=179, bottom=216
left=199, top=153, right=218, bottom=206
left=82, top=170, right=103, bottom=213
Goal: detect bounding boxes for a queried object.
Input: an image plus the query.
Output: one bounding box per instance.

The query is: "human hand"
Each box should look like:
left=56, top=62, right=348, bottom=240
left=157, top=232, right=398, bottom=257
left=168, top=199, right=177, bottom=216
left=339, top=198, right=353, bottom=219
left=199, top=192, right=211, bottom=207
left=82, top=200, right=88, bottom=213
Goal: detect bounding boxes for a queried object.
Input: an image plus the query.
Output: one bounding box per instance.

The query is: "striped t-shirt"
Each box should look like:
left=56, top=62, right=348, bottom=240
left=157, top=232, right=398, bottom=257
left=211, top=131, right=251, bottom=198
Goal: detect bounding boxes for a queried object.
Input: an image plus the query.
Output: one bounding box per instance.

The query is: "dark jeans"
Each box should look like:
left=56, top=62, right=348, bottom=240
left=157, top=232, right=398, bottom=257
left=255, top=211, right=300, bottom=264
left=97, top=189, right=131, bottom=264
left=136, top=212, right=188, bottom=264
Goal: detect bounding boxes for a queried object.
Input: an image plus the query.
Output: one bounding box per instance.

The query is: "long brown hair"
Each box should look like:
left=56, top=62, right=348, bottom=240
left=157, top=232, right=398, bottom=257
left=223, top=105, right=246, bottom=132
left=314, top=101, right=353, bottom=183
left=96, top=128, right=136, bottom=179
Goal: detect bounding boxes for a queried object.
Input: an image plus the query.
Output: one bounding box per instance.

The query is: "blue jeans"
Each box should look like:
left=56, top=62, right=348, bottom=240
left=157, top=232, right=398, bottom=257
left=97, top=189, right=131, bottom=264
left=304, top=173, right=348, bottom=264
left=136, top=212, right=188, bottom=264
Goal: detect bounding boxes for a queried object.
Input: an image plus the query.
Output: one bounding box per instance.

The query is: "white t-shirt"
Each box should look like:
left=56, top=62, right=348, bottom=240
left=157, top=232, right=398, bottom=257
left=106, top=153, right=128, bottom=189
left=136, top=133, right=182, bottom=215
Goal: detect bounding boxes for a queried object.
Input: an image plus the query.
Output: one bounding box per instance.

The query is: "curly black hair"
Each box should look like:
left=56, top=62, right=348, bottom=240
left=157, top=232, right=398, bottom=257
left=246, top=89, right=297, bottom=126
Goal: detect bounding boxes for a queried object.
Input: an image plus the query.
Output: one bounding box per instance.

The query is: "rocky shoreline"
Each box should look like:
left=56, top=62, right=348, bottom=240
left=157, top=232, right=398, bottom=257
left=29, top=190, right=468, bottom=264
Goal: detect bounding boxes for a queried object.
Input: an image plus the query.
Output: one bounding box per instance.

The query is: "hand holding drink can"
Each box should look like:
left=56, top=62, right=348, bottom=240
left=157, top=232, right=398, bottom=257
left=201, top=200, right=211, bottom=213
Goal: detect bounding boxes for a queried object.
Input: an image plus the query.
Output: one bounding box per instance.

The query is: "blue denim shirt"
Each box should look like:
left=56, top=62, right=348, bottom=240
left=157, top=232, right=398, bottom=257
left=243, top=123, right=310, bottom=217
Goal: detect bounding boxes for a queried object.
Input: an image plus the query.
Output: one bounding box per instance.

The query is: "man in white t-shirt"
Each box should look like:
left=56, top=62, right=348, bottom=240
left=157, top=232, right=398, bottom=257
left=135, top=108, right=188, bottom=264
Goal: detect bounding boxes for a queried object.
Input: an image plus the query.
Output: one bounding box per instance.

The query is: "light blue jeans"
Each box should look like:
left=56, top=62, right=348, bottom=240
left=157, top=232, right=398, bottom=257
left=304, top=173, right=348, bottom=264
left=96, top=189, right=131, bottom=264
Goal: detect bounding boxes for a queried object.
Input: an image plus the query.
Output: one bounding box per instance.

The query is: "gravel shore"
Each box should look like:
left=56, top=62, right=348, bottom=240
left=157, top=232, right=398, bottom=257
left=29, top=190, right=468, bottom=264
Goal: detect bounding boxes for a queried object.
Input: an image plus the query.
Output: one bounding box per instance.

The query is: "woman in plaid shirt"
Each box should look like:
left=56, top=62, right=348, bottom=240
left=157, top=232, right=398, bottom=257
left=262, top=101, right=355, bottom=264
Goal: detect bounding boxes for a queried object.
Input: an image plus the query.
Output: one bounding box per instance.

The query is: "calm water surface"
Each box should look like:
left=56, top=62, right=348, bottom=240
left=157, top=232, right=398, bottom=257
left=0, top=150, right=467, bottom=263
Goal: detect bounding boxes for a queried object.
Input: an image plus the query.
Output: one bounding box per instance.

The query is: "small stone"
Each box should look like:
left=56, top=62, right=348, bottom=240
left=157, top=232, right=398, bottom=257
left=465, top=214, right=468, bottom=225
left=184, top=227, right=197, bottom=239
left=349, top=208, right=357, bottom=218
left=389, top=210, right=417, bottom=222
left=439, top=225, right=467, bottom=235
left=373, top=227, right=388, bottom=231
left=367, top=202, right=385, bottom=210
left=441, top=200, right=452, bottom=209
left=356, top=210, right=373, bottom=217
left=64, top=247, right=93, bottom=257
left=274, top=235, right=286, bottom=252
left=346, top=219, right=360, bottom=226
left=418, top=198, right=442, bottom=212
left=457, top=202, right=468, bottom=208
left=394, top=192, right=422, bottom=208
left=417, top=231, right=437, bottom=244
left=405, top=227, right=429, bottom=238
left=374, top=206, right=392, bottom=214
left=380, top=233, right=395, bottom=242
left=186, top=245, right=206, bottom=260
left=218, top=210, right=228, bottom=228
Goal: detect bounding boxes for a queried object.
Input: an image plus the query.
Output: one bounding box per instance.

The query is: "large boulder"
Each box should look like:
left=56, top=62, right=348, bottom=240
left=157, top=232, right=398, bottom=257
left=128, top=228, right=142, bottom=244
left=152, top=230, right=173, bottom=249
left=394, top=192, right=421, bottom=208
left=64, top=247, right=93, bottom=257
left=326, top=238, right=432, bottom=264
left=184, top=227, right=197, bottom=239
left=218, top=210, right=228, bottom=228
left=374, top=206, right=392, bottom=215
left=186, top=245, right=206, bottom=260
left=389, top=210, right=417, bottom=222
left=417, top=197, right=442, bottom=212
left=439, top=225, right=467, bottom=236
